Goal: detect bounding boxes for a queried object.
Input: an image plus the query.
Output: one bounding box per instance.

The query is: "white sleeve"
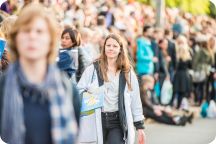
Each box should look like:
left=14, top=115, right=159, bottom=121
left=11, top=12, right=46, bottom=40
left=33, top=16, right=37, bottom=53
left=77, top=64, right=95, bottom=94
left=130, top=70, right=145, bottom=122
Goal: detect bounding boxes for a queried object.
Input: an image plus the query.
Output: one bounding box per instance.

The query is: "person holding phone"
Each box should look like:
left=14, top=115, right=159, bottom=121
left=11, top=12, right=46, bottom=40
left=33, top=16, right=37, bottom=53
left=77, top=33, right=145, bottom=144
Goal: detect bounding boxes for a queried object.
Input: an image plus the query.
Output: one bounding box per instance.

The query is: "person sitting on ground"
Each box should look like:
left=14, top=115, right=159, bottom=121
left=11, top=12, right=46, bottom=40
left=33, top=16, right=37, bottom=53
left=140, top=75, right=193, bottom=126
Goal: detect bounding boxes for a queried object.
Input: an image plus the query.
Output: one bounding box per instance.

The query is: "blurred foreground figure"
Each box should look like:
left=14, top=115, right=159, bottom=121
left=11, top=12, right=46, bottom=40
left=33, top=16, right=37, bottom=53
left=0, top=3, right=78, bottom=144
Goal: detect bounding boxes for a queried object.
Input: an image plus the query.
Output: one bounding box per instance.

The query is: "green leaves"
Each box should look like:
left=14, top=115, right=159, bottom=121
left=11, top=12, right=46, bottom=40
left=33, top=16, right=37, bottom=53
left=135, top=0, right=211, bottom=15
left=166, top=0, right=210, bottom=14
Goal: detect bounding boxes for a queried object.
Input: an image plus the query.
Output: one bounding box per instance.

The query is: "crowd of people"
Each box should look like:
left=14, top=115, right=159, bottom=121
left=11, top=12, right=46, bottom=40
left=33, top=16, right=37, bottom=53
left=0, top=0, right=216, bottom=144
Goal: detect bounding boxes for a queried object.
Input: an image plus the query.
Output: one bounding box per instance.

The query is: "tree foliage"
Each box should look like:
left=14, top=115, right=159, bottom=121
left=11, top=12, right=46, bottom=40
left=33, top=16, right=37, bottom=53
left=165, top=0, right=210, bottom=15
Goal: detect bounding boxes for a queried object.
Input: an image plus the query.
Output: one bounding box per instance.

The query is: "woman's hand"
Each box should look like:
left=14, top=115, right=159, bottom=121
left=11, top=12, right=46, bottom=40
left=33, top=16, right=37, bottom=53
left=138, top=129, right=146, bottom=144
left=153, top=57, right=159, bottom=62
left=153, top=108, right=162, bottom=116
left=166, top=56, right=171, bottom=62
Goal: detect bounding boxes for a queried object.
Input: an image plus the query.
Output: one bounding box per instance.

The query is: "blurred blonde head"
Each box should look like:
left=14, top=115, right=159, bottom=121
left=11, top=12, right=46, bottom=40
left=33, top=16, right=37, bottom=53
left=208, top=36, right=216, bottom=51
left=176, top=35, right=191, bottom=61
left=9, top=3, right=58, bottom=63
left=0, top=30, right=5, bottom=39
left=0, top=15, right=17, bottom=40
left=141, top=75, right=155, bottom=90
left=207, top=36, right=215, bottom=62
left=80, top=27, right=93, bottom=43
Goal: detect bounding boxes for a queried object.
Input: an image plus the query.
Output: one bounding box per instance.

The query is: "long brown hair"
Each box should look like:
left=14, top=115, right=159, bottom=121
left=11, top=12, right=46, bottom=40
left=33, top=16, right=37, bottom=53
left=98, top=33, right=132, bottom=89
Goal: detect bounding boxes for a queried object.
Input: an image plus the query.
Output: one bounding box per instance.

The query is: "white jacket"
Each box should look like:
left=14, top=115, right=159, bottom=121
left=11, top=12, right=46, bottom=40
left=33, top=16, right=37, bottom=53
left=77, top=64, right=144, bottom=144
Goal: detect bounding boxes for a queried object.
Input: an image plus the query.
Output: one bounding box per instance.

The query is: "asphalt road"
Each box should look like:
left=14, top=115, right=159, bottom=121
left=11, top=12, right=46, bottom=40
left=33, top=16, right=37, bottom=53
left=144, top=118, right=216, bottom=144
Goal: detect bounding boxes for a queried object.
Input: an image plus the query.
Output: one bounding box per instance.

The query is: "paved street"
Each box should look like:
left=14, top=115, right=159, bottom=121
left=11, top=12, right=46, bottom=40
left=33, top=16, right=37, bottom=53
left=144, top=118, right=216, bottom=144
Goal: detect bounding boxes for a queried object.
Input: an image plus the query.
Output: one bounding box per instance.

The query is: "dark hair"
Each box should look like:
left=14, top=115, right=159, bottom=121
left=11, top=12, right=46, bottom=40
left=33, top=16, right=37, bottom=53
left=158, top=39, right=164, bottom=44
left=143, top=25, right=152, bottom=33
left=61, top=27, right=81, bottom=47
left=164, top=29, right=172, bottom=36
left=97, top=16, right=105, bottom=26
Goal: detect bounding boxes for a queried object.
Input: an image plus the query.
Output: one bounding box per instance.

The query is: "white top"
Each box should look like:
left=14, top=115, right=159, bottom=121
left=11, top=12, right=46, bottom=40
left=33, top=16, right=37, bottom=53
left=103, top=71, right=120, bottom=112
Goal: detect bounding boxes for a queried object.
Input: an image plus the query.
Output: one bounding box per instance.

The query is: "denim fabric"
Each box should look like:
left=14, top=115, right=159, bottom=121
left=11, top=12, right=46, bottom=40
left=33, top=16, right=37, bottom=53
left=58, top=48, right=78, bottom=78
left=102, top=111, right=124, bottom=144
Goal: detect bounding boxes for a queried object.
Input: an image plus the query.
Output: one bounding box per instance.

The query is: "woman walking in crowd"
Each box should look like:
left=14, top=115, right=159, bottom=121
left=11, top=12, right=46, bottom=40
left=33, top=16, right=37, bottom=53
left=57, top=27, right=87, bottom=82
left=173, top=35, right=192, bottom=109
left=77, top=33, right=145, bottom=144
left=0, top=4, right=78, bottom=144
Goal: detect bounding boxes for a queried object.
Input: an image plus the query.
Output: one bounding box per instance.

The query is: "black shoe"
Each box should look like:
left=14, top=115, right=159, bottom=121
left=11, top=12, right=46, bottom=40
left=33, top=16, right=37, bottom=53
left=187, top=113, right=194, bottom=124
left=178, top=116, right=188, bottom=126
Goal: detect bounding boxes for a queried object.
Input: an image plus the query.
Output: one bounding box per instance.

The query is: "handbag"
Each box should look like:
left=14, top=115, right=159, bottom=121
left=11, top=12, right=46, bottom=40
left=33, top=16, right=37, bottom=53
left=80, top=62, right=105, bottom=116
left=80, top=66, right=96, bottom=116
left=192, top=64, right=211, bottom=83
left=192, top=70, right=206, bottom=83
left=161, top=79, right=173, bottom=105
left=207, top=100, right=216, bottom=118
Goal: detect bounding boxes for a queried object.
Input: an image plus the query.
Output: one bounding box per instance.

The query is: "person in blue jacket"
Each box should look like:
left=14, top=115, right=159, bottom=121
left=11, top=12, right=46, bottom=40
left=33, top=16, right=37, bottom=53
left=136, top=25, right=155, bottom=76
left=57, top=27, right=87, bottom=83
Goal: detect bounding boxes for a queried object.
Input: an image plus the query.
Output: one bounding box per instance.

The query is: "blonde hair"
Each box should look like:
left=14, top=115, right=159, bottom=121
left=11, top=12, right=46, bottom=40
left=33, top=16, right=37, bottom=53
left=176, top=35, right=191, bottom=61
left=8, top=3, right=58, bottom=64
left=141, top=75, right=154, bottom=88
left=207, top=36, right=215, bottom=62
left=0, top=16, right=17, bottom=40
left=0, top=30, right=5, bottom=39
left=98, top=33, right=132, bottom=90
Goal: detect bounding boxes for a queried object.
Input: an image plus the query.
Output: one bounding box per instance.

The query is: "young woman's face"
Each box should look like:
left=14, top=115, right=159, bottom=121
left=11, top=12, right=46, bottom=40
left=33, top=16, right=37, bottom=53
left=105, top=38, right=121, bottom=59
left=159, top=39, right=168, bottom=50
left=61, top=32, right=73, bottom=48
left=16, top=17, right=51, bottom=62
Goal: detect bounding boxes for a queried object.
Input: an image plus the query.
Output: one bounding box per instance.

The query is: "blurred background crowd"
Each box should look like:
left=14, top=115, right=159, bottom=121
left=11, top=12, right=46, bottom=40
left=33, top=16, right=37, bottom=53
left=1, top=0, right=216, bottom=127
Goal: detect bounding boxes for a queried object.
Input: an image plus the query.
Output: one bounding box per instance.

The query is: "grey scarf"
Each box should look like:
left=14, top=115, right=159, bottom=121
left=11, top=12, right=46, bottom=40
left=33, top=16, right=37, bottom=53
left=1, top=62, right=78, bottom=144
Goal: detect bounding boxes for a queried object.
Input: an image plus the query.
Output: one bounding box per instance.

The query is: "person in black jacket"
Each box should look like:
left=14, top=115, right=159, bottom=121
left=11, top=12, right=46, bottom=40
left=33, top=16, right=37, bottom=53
left=173, top=35, right=192, bottom=109
left=165, top=29, right=177, bottom=81
left=158, top=39, right=170, bottom=90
